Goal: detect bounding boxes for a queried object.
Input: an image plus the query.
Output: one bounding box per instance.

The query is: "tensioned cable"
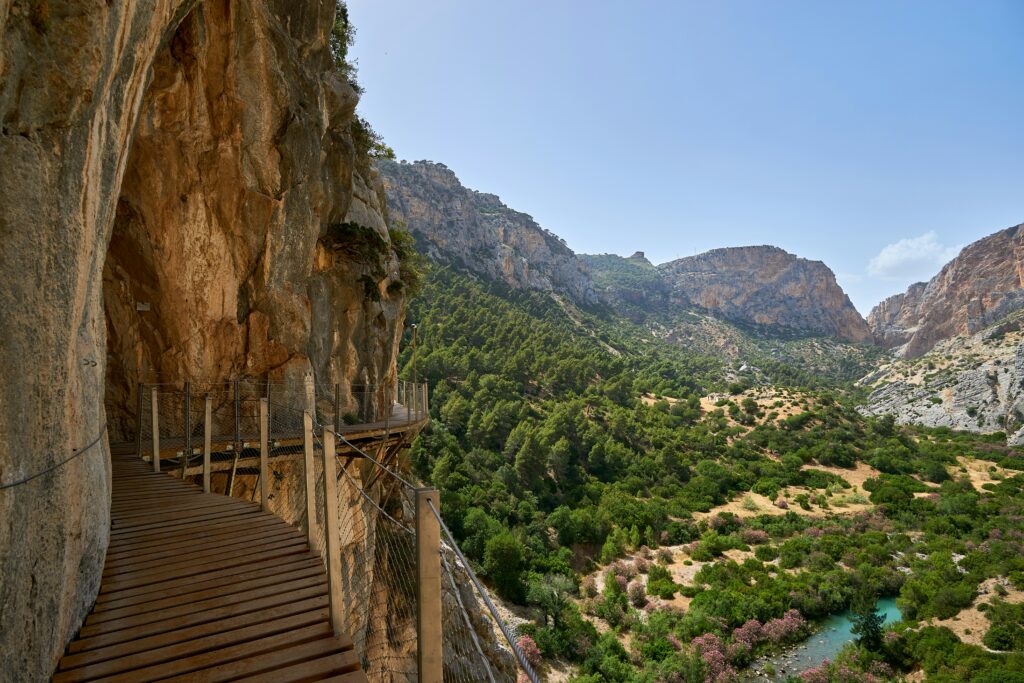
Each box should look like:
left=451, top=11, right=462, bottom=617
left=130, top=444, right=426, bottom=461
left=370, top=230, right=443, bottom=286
left=313, top=429, right=415, bottom=534
left=441, top=550, right=498, bottom=683
left=427, top=499, right=540, bottom=683
left=0, top=424, right=108, bottom=490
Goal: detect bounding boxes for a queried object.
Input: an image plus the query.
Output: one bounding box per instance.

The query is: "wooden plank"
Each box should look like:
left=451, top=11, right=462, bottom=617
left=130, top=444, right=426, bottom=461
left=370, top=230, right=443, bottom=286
left=236, top=648, right=362, bottom=683
left=55, top=618, right=335, bottom=683
left=94, top=554, right=321, bottom=607
left=67, top=596, right=329, bottom=657
left=73, top=584, right=330, bottom=650
left=102, top=528, right=299, bottom=573
left=104, top=516, right=288, bottom=563
left=87, top=564, right=324, bottom=624
left=80, top=575, right=327, bottom=638
left=98, top=537, right=310, bottom=594
left=159, top=636, right=357, bottom=683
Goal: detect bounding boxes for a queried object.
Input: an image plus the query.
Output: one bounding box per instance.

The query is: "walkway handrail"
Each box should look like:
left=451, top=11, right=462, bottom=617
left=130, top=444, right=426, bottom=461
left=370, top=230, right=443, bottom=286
left=137, top=376, right=534, bottom=683
left=0, top=423, right=108, bottom=490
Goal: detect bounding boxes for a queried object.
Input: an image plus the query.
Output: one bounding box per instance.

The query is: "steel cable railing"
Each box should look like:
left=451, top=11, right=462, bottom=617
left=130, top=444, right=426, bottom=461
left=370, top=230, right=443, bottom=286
left=428, top=499, right=540, bottom=683
left=135, top=377, right=530, bottom=683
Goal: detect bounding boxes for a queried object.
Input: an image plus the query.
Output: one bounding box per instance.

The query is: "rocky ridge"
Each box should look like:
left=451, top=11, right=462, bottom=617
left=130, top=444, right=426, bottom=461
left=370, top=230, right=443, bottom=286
left=657, top=246, right=873, bottom=343
left=378, top=159, right=597, bottom=304
left=867, top=223, right=1024, bottom=358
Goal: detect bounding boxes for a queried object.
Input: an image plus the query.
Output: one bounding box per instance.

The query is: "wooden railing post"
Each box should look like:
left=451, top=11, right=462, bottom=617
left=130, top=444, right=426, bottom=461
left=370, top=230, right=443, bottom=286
left=406, top=381, right=412, bottom=422
left=259, top=398, right=269, bottom=512
left=135, top=383, right=144, bottom=457
left=151, top=387, right=160, bottom=472
left=334, top=383, right=341, bottom=426
left=182, top=382, right=191, bottom=479
left=321, top=425, right=344, bottom=635
left=203, top=395, right=212, bottom=493
left=416, top=488, right=443, bottom=683
left=302, top=410, right=318, bottom=550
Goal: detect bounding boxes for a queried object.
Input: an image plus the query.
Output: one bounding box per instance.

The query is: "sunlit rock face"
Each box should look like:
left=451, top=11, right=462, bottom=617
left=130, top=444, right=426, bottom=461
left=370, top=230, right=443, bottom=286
left=658, top=246, right=873, bottom=343
left=378, top=159, right=597, bottom=305
left=0, top=2, right=406, bottom=677
left=868, top=223, right=1024, bottom=358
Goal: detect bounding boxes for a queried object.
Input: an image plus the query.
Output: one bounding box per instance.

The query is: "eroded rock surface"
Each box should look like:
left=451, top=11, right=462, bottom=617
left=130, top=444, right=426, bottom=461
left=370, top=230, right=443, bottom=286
left=0, top=2, right=406, bottom=678
left=658, top=246, right=872, bottom=343
left=379, top=159, right=597, bottom=304
left=859, top=314, right=1024, bottom=444
left=868, top=223, right=1024, bottom=358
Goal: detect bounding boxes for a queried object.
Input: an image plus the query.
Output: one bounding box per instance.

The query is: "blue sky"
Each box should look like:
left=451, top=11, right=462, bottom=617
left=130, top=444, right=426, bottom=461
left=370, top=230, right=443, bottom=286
left=347, top=1, right=1024, bottom=314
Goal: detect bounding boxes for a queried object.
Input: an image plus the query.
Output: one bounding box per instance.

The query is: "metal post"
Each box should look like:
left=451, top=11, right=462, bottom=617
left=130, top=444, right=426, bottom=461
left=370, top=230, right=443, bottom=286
left=203, top=395, right=212, bottom=493
left=135, top=383, right=144, bottom=457
left=322, top=426, right=343, bottom=635
left=424, top=382, right=429, bottom=423
left=406, top=381, right=412, bottom=423
left=182, top=382, right=191, bottom=479
left=416, top=488, right=443, bottom=683
left=259, top=398, right=269, bottom=512
left=151, top=387, right=160, bottom=472
left=302, top=410, right=318, bottom=550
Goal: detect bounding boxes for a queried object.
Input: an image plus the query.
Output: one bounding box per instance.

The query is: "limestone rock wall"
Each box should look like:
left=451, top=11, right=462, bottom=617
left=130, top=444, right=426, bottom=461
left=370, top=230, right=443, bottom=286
left=859, top=316, right=1024, bottom=444
left=867, top=223, right=1024, bottom=358
left=379, top=159, right=597, bottom=305
left=658, top=246, right=872, bottom=343
left=0, top=1, right=407, bottom=679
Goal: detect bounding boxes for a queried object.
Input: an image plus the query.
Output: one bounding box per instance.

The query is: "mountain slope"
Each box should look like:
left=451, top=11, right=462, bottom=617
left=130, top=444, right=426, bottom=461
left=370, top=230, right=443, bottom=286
left=658, top=246, right=872, bottom=343
left=378, top=159, right=596, bottom=304
left=868, top=223, right=1024, bottom=358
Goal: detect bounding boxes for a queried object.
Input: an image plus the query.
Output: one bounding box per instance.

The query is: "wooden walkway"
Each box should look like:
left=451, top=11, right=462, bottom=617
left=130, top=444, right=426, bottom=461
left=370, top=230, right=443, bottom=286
left=54, top=452, right=366, bottom=682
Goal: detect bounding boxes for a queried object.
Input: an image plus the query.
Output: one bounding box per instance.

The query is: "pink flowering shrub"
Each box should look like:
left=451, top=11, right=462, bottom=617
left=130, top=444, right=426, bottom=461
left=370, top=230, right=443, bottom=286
left=762, top=609, right=806, bottom=644
left=741, top=529, right=770, bottom=545
left=800, top=663, right=830, bottom=683
left=805, top=526, right=824, bottom=538
left=516, top=635, right=542, bottom=669
left=666, top=633, right=683, bottom=651
left=611, top=560, right=637, bottom=579
left=614, top=574, right=628, bottom=592
left=628, top=580, right=647, bottom=607
left=635, top=556, right=651, bottom=574
left=581, top=575, right=598, bottom=598
left=731, top=619, right=764, bottom=648
left=775, top=498, right=789, bottom=509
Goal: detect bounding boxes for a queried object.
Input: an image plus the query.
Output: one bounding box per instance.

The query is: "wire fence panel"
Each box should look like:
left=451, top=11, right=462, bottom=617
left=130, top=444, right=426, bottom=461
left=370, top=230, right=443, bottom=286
left=133, top=377, right=533, bottom=683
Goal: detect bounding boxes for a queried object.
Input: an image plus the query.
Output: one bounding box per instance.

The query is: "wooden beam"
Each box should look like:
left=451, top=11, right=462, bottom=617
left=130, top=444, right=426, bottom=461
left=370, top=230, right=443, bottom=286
left=259, top=398, right=269, bottom=512
left=321, top=426, right=343, bottom=636
left=302, top=411, right=318, bottom=551
left=151, top=387, right=160, bottom=473
left=416, top=488, right=442, bottom=683
left=203, top=396, right=212, bottom=494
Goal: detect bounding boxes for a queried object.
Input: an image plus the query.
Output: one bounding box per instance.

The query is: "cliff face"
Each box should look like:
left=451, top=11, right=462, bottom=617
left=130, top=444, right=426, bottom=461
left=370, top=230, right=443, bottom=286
left=867, top=224, right=1024, bottom=358
left=657, top=246, right=873, bottom=343
left=859, top=314, right=1024, bottom=445
left=378, top=160, right=597, bottom=304
left=0, top=2, right=406, bottom=678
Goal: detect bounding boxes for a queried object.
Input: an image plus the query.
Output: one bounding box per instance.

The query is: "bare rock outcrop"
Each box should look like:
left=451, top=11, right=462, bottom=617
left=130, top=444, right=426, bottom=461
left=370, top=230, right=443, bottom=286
left=657, top=246, right=872, bottom=343
left=379, top=159, right=597, bottom=304
left=0, top=2, right=407, bottom=679
left=859, top=315, right=1024, bottom=444
left=867, top=223, right=1024, bottom=358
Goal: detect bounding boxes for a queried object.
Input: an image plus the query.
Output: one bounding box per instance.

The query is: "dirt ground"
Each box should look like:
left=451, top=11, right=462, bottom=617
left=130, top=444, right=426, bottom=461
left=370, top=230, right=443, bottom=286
left=929, top=577, right=1024, bottom=649
left=951, top=455, right=1011, bottom=489
left=692, top=461, right=879, bottom=521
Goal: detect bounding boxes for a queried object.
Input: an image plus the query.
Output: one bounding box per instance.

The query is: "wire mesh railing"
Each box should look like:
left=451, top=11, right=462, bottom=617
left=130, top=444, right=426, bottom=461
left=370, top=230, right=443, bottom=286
left=133, top=374, right=535, bottom=683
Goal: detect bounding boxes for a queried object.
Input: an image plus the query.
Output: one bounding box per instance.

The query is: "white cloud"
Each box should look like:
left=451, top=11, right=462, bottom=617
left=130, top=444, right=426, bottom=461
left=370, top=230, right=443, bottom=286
left=867, top=231, right=962, bottom=280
